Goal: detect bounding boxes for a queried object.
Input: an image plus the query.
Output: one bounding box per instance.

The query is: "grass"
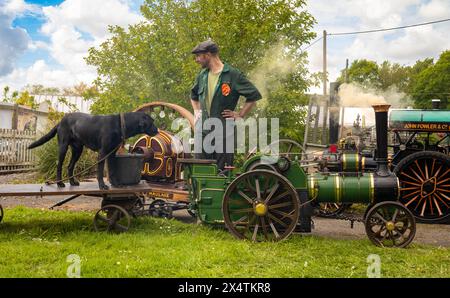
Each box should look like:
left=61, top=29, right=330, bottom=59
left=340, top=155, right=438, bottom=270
left=0, top=206, right=449, bottom=278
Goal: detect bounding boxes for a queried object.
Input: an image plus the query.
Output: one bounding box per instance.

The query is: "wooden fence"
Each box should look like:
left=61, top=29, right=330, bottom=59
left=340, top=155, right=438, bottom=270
left=0, top=129, right=36, bottom=174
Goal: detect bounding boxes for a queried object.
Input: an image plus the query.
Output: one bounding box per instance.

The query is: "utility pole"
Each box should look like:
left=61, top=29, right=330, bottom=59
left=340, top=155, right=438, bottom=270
left=321, top=30, right=328, bottom=145
left=340, top=58, right=349, bottom=142
left=322, top=30, right=327, bottom=96
left=345, top=58, right=349, bottom=83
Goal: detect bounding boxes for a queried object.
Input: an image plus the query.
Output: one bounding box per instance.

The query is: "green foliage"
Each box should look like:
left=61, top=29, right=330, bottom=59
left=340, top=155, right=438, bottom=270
left=15, top=91, right=38, bottom=109
left=411, top=51, right=450, bottom=109
left=337, top=52, right=450, bottom=109
left=247, top=41, right=315, bottom=143
left=261, top=85, right=309, bottom=142
left=378, top=60, right=410, bottom=91
left=338, top=59, right=380, bottom=88
left=338, top=59, right=419, bottom=93
left=2, top=84, right=95, bottom=111
left=2, top=86, right=19, bottom=103
left=85, top=0, right=316, bottom=123
left=56, top=96, right=78, bottom=112
left=1, top=206, right=449, bottom=277
left=24, top=84, right=60, bottom=95
left=405, top=57, right=434, bottom=93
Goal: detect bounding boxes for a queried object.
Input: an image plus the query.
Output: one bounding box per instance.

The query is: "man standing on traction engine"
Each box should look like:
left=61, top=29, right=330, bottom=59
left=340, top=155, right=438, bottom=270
left=190, top=39, right=262, bottom=171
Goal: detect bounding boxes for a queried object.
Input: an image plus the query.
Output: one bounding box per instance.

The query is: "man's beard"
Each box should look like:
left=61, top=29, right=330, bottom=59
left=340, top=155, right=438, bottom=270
left=199, top=59, right=210, bottom=69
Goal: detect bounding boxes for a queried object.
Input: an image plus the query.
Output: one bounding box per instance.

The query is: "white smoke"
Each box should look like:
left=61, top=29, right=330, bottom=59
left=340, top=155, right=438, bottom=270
left=338, top=83, right=413, bottom=108
left=249, top=42, right=296, bottom=109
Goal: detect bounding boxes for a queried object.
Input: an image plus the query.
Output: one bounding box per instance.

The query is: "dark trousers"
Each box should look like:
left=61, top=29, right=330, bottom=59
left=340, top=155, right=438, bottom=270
left=194, top=121, right=235, bottom=171
left=194, top=151, right=233, bottom=171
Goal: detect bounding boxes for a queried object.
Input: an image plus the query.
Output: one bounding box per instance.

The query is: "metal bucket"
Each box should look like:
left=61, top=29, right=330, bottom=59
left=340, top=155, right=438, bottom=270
left=107, top=153, right=144, bottom=186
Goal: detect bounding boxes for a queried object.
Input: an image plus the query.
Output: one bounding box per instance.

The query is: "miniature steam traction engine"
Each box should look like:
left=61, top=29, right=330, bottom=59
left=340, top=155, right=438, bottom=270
left=177, top=104, right=416, bottom=247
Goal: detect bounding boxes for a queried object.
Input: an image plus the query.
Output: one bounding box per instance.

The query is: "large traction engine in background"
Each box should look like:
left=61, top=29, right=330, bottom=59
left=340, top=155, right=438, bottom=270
left=315, top=83, right=450, bottom=223
left=390, top=103, right=450, bottom=223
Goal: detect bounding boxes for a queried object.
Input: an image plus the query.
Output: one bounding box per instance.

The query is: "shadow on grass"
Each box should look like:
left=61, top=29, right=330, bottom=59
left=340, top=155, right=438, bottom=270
left=1, top=207, right=268, bottom=242
left=0, top=217, right=94, bottom=235
left=0, top=209, right=203, bottom=238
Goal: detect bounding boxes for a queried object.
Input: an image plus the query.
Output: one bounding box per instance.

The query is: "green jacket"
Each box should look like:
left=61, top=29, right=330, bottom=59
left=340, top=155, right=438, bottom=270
left=191, top=63, right=262, bottom=122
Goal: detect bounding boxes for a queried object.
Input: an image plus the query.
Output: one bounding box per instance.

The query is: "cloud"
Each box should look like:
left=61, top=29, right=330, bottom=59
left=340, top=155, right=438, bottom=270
left=36, top=0, right=144, bottom=87
left=0, top=0, right=33, bottom=76
left=2, top=0, right=41, bottom=15
left=1, top=0, right=143, bottom=90
left=306, top=0, right=422, bottom=30
left=41, top=0, right=143, bottom=39
left=3, top=0, right=449, bottom=94
left=418, top=0, right=450, bottom=19
left=305, top=0, right=450, bottom=93
left=28, top=40, right=49, bottom=51
left=341, top=26, right=450, bottom=65
left=0, top=59, right=97, bottom=91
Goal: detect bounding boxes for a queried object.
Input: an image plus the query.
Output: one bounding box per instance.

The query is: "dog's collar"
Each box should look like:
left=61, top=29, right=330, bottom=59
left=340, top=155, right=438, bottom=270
left=119, top=113, right=126, bottom=144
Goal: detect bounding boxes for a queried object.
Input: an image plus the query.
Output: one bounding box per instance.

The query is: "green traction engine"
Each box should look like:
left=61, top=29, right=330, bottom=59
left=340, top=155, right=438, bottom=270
left=180, top=105, right=416, bottom=248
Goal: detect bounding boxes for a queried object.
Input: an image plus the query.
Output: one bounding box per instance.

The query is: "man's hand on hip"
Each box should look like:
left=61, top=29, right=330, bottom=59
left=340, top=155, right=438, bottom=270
left=221, top=110, right=242, bottom=120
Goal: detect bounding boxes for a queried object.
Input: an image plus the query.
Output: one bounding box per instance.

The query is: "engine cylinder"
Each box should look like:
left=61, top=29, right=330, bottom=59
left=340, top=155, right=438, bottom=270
left=307, top=172, right=399, bottom=204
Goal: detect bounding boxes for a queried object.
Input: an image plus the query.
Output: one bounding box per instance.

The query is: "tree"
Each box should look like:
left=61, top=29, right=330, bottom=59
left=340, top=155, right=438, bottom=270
left=336, top=56, right=449, bottom=109
left=62, top=82, right=99, bottom=100
left=15, top=91, right=38, bottom=109
left=411, top=50, right=450, bottom=109
left=406, top=58, right=434, bottom=90
left=338, top=59, right=413, bottom=92
left=2, top=86, right=19, bottom=102
left=338, top=59, right=380, bottom=88
left=378, top=61, right=410, bottom=92
left=24, top=84, right=61, bottom=95
left=85, top=0, right=317, bottom=135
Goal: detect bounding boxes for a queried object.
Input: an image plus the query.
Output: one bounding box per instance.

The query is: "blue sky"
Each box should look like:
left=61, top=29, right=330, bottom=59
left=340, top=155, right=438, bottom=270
left=1, top=0, right=449, bottom=93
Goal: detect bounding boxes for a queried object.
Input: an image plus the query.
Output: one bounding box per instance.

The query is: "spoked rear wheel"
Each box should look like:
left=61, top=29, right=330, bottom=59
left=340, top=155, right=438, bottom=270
left=317, top=203, right=351, bottom=218
left=365, top=201, right=416, bottom=248
left=93, top=204, right=131, bottom=233
left=394, top=151, right=450, bottom=223
left=222, top=170, right=300, bottom=242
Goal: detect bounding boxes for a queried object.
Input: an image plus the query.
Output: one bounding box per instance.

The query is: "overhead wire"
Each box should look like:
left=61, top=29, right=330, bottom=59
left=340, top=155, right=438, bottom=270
left=300, top=18, right=450, bottom=52
left=301, top=36, right=323, bottom=52
left=328, top=18, right=450, bottom=36
left=300, top=17, right=450, bottom=95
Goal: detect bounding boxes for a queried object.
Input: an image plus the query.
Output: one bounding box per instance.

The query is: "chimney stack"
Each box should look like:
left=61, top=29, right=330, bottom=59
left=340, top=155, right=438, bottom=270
left=372, top=104, right=391, bottom=177
left=329, top=82, right=341, bottom=147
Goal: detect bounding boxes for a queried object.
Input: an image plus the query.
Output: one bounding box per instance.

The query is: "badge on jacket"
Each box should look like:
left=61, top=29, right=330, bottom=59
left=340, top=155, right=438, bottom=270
left=221, top=83, right=231, bottom=96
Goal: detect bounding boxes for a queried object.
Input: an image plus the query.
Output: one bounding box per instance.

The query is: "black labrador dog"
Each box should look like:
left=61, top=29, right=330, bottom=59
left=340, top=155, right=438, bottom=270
left=28, top=112, right=158, bottom=190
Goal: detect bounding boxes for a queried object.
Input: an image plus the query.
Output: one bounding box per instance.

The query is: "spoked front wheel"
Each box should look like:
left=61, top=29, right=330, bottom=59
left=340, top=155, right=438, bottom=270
left=365, top=201, right=416, bottom=248
left=222, top=170, right=300, bottom=242
left=394, top=151, right=450, bottom=223
left=93, top=204, right=131, bottom=233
